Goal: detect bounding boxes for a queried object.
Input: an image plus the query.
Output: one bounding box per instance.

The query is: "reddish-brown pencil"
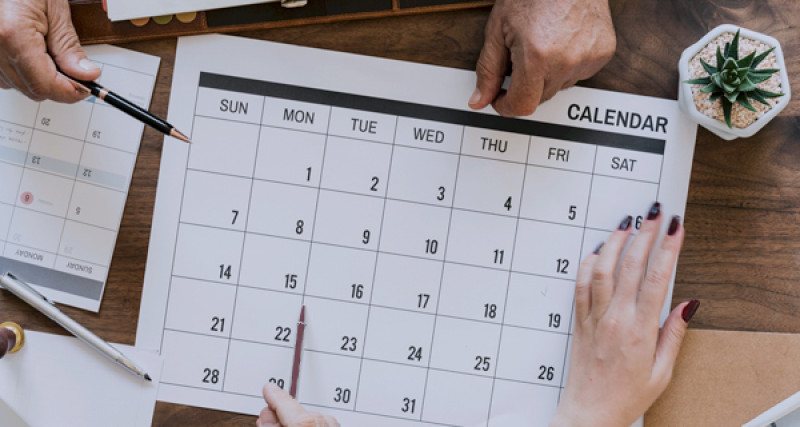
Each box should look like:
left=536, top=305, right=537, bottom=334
left=289, top=305, right=306, bottom=398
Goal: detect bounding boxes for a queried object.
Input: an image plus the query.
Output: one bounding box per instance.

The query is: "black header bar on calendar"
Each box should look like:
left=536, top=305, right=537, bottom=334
left=198, top=72, right=666, bottom=155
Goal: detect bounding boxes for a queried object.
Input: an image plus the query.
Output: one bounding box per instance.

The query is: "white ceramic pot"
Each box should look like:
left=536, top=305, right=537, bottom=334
left=677, top=24, right=791, bottom=140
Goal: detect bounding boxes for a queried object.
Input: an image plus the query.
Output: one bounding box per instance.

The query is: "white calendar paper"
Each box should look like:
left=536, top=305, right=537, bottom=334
left=137, top=34, right=697, bottom=426
left=0, top=46, right=159, bottom=312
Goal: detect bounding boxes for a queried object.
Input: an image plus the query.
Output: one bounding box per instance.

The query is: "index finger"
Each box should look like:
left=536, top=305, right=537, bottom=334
left=491, top=48, right=544, bottom=117
left=262, top=382, right=312, bottom=425
left=637, top=216, right=685, bottom=325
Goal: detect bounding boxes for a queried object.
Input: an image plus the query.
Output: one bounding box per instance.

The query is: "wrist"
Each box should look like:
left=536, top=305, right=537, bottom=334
left=550, top=403, right=628, bottom=427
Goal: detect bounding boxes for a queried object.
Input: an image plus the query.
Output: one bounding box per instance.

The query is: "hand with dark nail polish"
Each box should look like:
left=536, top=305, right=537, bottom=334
left=551, top=210, right=694, bottom=427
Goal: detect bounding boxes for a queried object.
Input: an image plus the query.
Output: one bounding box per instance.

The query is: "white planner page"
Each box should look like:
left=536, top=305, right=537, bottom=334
left=138, top=34, right=697, bottom=426
left=0, top=330, right=162, bottom=427
left=0, top=46, right=160, bottom=312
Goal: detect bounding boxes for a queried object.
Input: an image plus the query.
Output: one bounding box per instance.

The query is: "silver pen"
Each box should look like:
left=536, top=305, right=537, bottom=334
left=0, top=272, right=152, bottom=381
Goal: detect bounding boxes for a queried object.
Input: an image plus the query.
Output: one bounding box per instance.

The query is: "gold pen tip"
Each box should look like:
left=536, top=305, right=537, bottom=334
left=170, top=128, right=191, bottom=143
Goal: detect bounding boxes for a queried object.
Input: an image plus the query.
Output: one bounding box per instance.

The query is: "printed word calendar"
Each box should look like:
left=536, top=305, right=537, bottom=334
left=0, top=46, right=159, bottom=311
left=138, top=35, right=697, bottom=426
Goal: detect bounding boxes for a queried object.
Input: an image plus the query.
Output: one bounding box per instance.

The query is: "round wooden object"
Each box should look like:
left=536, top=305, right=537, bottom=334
left=0, top=322, right=24, bottom=355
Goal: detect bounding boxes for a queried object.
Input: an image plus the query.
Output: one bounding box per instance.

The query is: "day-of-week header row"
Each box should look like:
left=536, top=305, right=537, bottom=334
left=196, top=87, right=663, bottom=182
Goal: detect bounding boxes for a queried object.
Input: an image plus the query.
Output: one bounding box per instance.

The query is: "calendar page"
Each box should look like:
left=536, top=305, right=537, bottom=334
left=0, top=46, right=160, bottom=312
left=137, top=35, right=697, bottom=426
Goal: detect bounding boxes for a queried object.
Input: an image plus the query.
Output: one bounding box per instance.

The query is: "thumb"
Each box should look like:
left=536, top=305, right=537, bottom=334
left=470, top=17, right=508, bottom=110
left=45, top=0, right=101, bottom=81
left=262, top=382, right=309, bottom=425
left=653, top=300, right=698, bottom=387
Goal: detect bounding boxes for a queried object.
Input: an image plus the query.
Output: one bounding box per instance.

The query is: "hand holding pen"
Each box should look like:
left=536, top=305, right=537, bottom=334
left=0, top=0, right=100, bottom=103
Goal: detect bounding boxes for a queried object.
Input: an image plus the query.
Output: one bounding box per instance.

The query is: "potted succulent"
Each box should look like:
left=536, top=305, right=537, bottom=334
left=678, top=24, right=791, bottom=140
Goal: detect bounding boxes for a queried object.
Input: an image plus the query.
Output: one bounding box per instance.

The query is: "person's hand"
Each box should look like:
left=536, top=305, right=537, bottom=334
left=0, top=0, right=101, bottom=102
left=257, top=383, right=340, bottom=427
left=551, top=203, right=699, bottom=427
left=469, top=0, right=616, bottom=117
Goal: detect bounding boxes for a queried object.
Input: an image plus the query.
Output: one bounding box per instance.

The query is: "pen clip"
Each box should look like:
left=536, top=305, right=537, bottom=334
left=4, top=273, right=55, bottom=304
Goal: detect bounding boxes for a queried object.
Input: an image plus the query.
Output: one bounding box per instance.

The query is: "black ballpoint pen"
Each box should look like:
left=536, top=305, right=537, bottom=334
left=61, top=71, right=191, bottom=143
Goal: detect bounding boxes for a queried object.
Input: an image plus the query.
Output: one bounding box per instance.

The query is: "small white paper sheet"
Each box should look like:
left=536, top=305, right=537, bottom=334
left=0, top=330, right=162, bottom=427
left=0, top=45, right=160, bottom=312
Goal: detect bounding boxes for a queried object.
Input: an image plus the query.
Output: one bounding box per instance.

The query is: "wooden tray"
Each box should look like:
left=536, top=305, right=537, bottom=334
left=68, top=0, right=494, bottom=45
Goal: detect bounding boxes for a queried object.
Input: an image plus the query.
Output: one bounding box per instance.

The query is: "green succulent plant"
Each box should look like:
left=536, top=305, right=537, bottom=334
left=684, top=29, right=783, bottom=128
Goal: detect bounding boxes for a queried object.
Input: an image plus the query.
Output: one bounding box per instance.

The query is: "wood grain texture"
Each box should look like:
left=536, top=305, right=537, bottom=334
left=1, top=1, right=799, bottom=424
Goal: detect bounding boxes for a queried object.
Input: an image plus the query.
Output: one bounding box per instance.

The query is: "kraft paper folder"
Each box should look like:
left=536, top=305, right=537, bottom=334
left=646, top=329, right=800, bottom=426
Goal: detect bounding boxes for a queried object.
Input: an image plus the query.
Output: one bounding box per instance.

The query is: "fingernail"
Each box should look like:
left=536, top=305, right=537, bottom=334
left=79, top=59, right=100, bottom=72
left=668, top=215, right=681, bottom=235
left=682, top=299, right=700, bottom=323
left=468, top=87, right=482, bottom=106
left=618, top=215, right=633, bottom=230
left=647, top=202, right=661, bottom=220
left=593, top=242, right=604, bottom=254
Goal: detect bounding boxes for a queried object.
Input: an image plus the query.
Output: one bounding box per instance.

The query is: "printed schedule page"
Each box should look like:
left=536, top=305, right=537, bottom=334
left=0, top=45, right=160, bottom=312
left=137, top=35, right=697, bottom=426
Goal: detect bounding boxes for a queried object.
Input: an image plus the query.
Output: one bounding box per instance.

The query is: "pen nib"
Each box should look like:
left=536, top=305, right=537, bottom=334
left=170, top=128, right=191, bottom=143
left=144, top=374, right=152, bottom=382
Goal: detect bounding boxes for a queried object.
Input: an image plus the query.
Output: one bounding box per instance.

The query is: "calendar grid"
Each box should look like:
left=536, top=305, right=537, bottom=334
left=353, top=115, right=400, bottom=411
left=0, top=204, right=118, bottom=233
left=153, top=73, right=673, bottom=424
left=220, top=95, right=267, bottom=391
left=418, top=119, right=465, bottom=422
left=300, top=105, right=334, bottom=308
left=187, top=163, right=661, bottom=191
left=53, top=89, right=98, bottom=268
left=2, top=103, right=41, bottom=245
left=486, top=134, right=533, bottom=425
left=170, top=243, right=604, bottom=289
left=164, top=292, right=576, bottom=338
left=559, top=145, right=601, bottom=399
left=0, top=152, right=130, bottom=196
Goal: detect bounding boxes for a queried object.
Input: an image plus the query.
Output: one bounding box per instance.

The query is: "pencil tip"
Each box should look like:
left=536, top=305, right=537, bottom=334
left=144, top=374, right=152, bottom=382
left=171, top=128, right=191, bottom=143
left=300, top=305, right=305, bottom=321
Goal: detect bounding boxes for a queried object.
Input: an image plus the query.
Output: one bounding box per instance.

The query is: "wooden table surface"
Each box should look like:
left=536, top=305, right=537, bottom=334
left=1, top=1, right=799, bottom=424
